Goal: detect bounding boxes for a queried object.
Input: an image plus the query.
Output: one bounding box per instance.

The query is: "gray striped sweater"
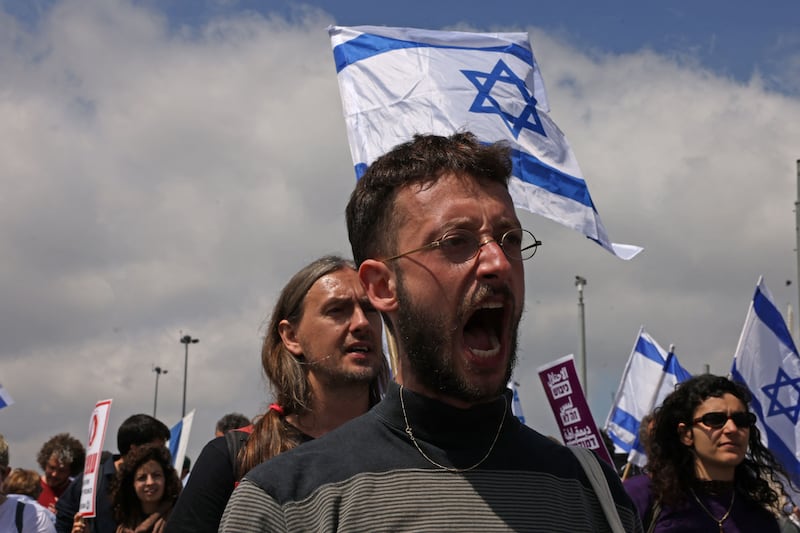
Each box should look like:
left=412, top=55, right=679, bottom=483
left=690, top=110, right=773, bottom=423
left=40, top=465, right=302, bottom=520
left=220, top=384, right=642, bottom=532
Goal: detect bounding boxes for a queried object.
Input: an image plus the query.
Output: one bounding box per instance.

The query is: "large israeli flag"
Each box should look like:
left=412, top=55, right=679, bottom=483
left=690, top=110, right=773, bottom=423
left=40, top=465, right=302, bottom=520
left=328, top=25, right=641, bottom=260
left=605, top=327, right=690, bottom=461
left=731, top=277, right=800, bottom=486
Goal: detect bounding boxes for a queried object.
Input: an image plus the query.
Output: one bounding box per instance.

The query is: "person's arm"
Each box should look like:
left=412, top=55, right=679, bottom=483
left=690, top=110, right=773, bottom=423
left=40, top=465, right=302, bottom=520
left=163, top=437, right=235, bottom=533
left=54, top=475, right=82, bottom=533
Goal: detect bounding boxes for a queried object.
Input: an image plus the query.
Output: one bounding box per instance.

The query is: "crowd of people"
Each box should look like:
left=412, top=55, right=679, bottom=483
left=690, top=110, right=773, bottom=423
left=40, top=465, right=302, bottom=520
left=3, top=132, right=800, bottom=532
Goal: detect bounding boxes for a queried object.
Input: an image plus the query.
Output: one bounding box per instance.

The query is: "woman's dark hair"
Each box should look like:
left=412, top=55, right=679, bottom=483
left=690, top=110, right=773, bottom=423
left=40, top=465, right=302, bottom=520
left=109, top=444, right=181, bottom=527
left=235, top=255, right=389, bottom=479
left=648, top=374, right=790, bottom=510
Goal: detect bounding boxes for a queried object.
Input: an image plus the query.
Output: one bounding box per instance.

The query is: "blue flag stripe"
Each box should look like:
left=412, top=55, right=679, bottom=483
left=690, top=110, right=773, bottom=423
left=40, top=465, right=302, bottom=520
left=754, top=286, right=798, bottom=354
left=333, top=32, right=534, bottom=74
left=609, top=406, right=639, bottom=436
left=169, top=421, right=182, bottom=461
left=355, top=147, right=596, bottom=210
left=635, top=336, right=665, bottom=365
left=608, top=431, right=633, bottom=453
left=512, top=148, right=595, bottom=209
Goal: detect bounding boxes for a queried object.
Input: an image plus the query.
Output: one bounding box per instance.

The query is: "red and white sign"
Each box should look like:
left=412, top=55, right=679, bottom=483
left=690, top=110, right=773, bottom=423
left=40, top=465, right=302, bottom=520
left=79, top=399, right=112, bottom=518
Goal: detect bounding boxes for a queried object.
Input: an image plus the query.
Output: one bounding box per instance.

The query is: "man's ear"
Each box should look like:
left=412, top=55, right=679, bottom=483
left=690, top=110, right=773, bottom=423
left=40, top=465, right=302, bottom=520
left=678, top=422, right=693, bottom=447
left=359, top=259, right=398, bottom=313
left=278, top=320, right=303, bottom=356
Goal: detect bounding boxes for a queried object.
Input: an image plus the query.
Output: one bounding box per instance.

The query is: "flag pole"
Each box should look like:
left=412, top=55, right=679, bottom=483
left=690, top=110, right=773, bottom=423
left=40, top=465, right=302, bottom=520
left=575, top=276, right=587, bottom=395
left=621, top=462, right=632, bottom=481
left=795, top=159, right=800, bottom=340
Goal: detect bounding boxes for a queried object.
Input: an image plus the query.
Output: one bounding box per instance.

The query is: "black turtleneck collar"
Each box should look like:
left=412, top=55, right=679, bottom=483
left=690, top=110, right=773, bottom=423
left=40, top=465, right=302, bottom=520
left=373, top=382, right=515, bottom=450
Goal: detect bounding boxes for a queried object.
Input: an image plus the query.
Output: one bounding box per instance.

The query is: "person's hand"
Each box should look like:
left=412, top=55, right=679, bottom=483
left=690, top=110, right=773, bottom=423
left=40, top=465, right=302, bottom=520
left=48, top=498, right=57, bottom=514
left=72, top=512, right=86, bottom=533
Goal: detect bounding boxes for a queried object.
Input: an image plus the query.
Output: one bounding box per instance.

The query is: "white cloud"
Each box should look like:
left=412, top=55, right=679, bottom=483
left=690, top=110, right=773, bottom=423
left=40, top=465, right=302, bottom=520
left=1, top=0, right=799, bottom=466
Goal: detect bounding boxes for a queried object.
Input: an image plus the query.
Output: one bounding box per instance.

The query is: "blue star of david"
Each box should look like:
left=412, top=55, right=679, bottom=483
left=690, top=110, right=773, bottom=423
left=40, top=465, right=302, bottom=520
left=761, top=367, right=800, bottom=424
left=461, top=59, right=546, bottom=139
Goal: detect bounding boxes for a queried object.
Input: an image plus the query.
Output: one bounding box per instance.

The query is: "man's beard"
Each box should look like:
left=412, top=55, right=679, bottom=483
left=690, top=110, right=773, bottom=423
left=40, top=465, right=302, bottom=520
left=394, top=273, right=519, bottom=403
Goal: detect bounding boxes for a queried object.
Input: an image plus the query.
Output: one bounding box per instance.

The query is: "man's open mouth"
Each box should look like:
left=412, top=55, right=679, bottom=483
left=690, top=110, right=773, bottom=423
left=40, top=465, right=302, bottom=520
left=463, top=302, right=504, bottom=358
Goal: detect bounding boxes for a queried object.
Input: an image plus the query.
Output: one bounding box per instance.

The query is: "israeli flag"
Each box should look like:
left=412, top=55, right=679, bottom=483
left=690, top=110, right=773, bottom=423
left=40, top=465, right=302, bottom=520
left=605, top=327, right=690, bottom=462
left=507, top=380, right=526, bottom=424
left=731, top=277, right=800, bottom=486
left=168, top=410, right=195, bottom=472
left=0, top=383, right=14, bottom=409
left=328, top=25, right=641, bottom=260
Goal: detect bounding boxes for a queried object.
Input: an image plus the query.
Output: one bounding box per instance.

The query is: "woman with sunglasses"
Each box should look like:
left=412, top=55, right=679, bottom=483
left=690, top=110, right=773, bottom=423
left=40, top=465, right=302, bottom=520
left=624, top=374, right=792, bottom=532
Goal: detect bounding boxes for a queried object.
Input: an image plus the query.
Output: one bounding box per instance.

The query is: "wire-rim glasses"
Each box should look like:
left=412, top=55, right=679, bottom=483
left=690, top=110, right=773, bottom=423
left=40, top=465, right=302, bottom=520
left=692, top=411, right=756, bottom=430
left=382, top=228, right=542, bottom=264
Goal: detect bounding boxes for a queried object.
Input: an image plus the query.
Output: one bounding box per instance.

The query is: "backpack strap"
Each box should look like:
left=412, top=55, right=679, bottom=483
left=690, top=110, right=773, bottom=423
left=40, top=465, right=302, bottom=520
left=569, top=446, right=625, bottom=533
left=644, top=499, right=662, bottom=533
left=15, top=500, right=25, bottom=533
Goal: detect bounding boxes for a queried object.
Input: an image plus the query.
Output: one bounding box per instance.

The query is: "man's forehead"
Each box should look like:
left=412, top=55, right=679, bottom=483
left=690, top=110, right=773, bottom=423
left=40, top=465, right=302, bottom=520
left=308, top=270, right=363, bottom=298
left=394, top=174, right=517, bottom=226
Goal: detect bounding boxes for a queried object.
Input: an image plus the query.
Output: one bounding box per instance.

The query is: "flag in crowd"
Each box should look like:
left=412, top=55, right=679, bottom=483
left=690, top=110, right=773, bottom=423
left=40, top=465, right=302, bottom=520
left=0, top=383, right=14, bottom=409
left=168, top=410, right=195, bottom=472
left=605, top=327, right=691, bottom=466
left=328, top=25, right=641, bottom=260
left=731, top=277, right=800, bottom=486
left=507, top=380, right=526, bottom=424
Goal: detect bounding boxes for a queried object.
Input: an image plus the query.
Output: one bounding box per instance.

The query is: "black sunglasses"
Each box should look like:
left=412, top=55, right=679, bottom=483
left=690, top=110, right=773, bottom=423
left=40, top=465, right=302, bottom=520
left=692, top=411, right=756, bottom=429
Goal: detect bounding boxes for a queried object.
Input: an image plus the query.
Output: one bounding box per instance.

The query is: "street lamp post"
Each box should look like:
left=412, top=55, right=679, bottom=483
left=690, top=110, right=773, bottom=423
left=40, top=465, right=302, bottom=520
left=575, top=276, right=587, bottom=395
left=180, top=334, right=199, bottom=417
left=152, top=366, right=167, bottom=418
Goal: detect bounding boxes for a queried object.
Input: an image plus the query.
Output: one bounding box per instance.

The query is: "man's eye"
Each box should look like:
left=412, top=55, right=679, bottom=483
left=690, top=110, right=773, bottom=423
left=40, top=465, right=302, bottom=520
left=440, top=234, right=472, bottom=250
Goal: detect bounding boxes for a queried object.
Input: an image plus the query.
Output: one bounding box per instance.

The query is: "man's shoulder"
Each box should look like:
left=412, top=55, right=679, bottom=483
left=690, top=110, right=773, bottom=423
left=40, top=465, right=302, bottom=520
left=244, top=409, right=387, bottom=497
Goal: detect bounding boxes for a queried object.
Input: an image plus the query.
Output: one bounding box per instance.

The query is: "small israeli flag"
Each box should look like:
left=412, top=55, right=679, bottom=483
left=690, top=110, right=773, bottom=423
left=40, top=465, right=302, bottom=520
left=0, top=383, right=14, bottom=409
left=507, top=380, right=526, bottom=424
left=605, top=327, right=690, bottom=462
left=168, top=410, right=195, bottom=471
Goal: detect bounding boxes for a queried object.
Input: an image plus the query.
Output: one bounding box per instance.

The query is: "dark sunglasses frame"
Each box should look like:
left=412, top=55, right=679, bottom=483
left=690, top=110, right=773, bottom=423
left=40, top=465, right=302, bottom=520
left=692, top=411, right=756, bottom=429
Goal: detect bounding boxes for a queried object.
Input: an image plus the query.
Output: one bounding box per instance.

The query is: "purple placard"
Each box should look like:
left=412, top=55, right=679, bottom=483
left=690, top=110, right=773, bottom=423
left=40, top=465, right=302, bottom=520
left=537, top=354, right=613, bottom=465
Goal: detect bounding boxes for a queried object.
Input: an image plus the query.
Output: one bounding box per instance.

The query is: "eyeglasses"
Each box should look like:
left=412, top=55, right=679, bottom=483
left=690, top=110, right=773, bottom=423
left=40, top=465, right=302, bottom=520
left=692, top=411, right=756, bottom=429
left=382, top=228, right=542, bottom=264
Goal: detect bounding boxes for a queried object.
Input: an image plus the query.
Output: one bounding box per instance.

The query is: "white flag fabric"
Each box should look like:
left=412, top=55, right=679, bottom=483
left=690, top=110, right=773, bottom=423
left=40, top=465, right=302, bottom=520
left=0, top=383, right=14, bottom=409
left=731, top=277, right=800, bottom=486
left=605, top=327, right=690, bottom=462
left=168, top=410, right=195, bottom=472
left=328, top=25, right=641, bottom=260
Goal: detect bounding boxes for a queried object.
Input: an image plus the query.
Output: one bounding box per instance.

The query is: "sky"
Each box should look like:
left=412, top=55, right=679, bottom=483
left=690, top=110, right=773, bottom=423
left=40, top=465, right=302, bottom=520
left=1, top=0, right=799, bottom=472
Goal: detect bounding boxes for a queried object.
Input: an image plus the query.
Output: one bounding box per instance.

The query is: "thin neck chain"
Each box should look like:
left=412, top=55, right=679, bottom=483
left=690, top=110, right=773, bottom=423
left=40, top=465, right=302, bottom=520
left=399, top=385, right=506, bottom=473
left=690, top=488, right=735, bottom=533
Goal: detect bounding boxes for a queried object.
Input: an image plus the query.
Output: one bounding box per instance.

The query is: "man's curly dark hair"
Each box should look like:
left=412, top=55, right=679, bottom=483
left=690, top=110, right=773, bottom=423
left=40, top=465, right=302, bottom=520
left=647, top=374, right=791, bottom=511
left=36, top=433, right=86, bottom=476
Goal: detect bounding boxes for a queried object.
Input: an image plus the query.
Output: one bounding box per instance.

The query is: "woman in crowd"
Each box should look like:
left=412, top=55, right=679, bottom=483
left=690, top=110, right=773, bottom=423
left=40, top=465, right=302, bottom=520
left=73, top=444, right=180, bottom=533
left=164, top=255, right=389, bottom=533
left=624, top=373, right=792, bottom=532
left=2, top=468, right=56, bottom=531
